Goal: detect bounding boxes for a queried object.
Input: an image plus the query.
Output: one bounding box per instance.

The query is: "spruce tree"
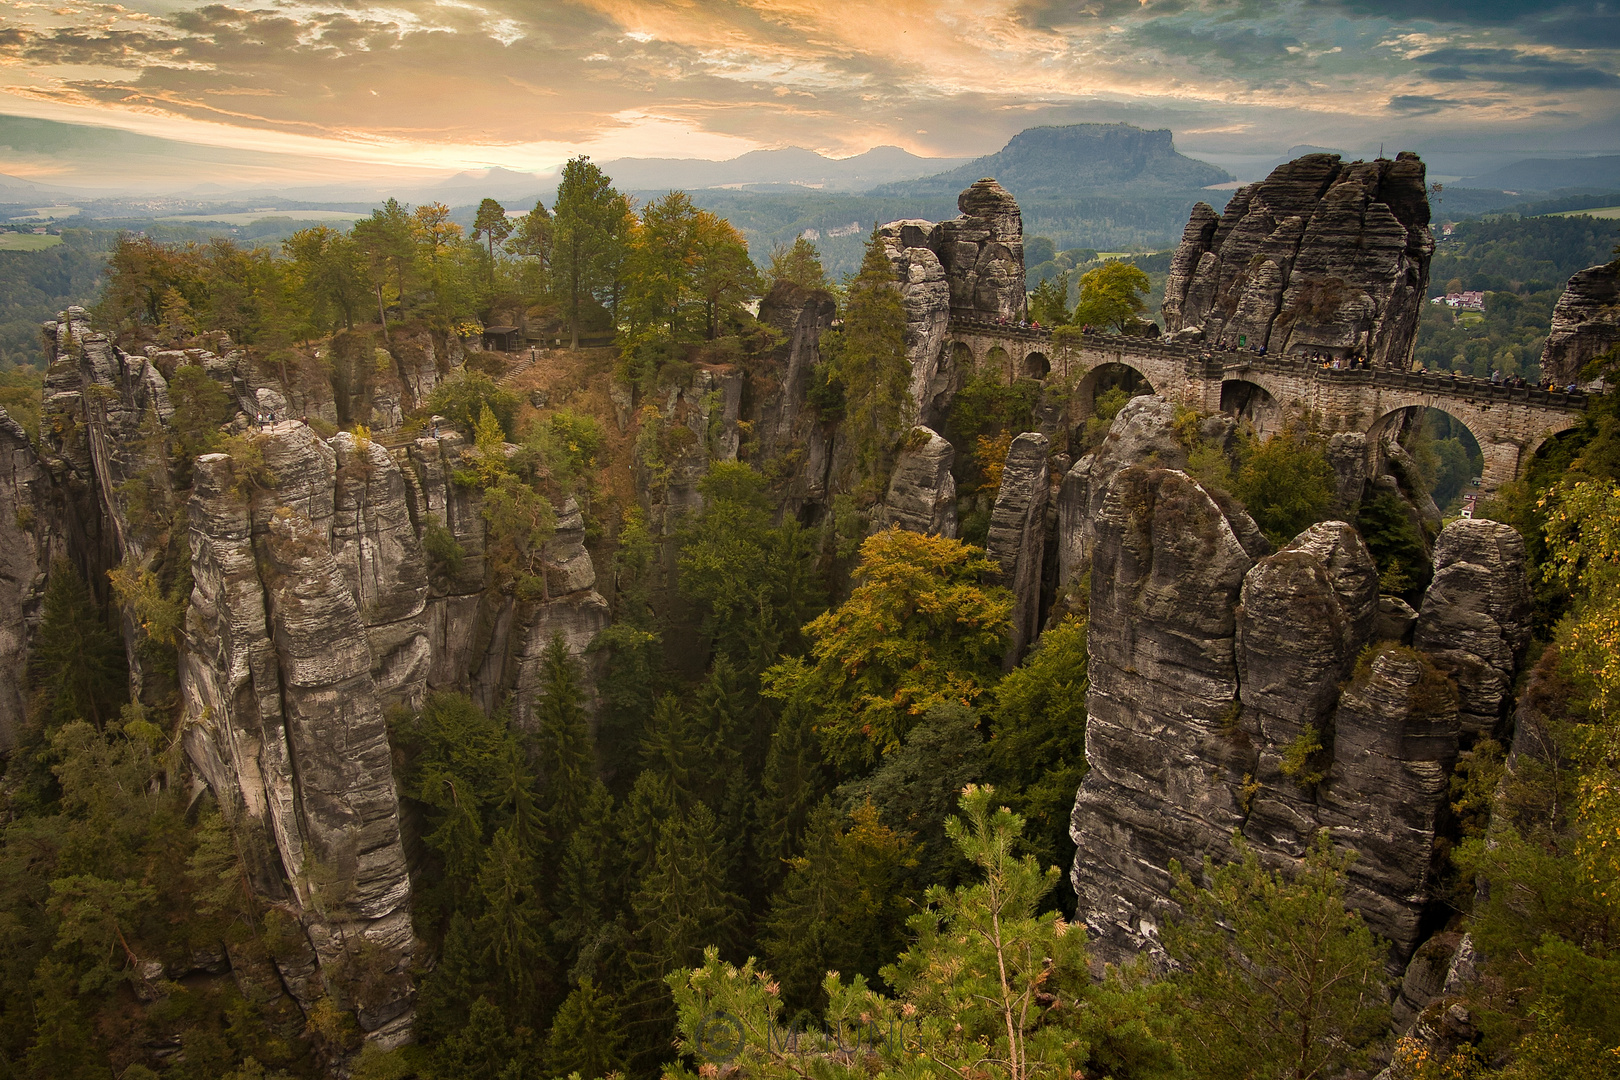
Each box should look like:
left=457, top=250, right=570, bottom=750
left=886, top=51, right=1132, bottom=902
left=413, top=912, right=480, bottom=1045
left=29, top=558, right=126, bottom=730
left=754, top=697, right=830, bottom=890
left=532, top=632, right=596, bottom=840
left=431, top=996, right=527, bottom=1080
left=473, top=827, right=552, bottom=1018
left=552, top=780, right=616, bottom=975
left=625, top=803, right=744, bottom=1074
left=638, top=693, right=704, bottom=808
left=544, top=977, right=625, bottom=1078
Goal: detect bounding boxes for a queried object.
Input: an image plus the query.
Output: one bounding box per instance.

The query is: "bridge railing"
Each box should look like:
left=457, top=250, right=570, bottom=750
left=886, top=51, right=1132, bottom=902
left=945, top=319, right=1589, bottom=413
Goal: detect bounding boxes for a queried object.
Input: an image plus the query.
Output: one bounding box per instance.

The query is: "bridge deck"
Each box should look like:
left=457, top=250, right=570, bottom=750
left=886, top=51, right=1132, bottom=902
left=947, top=319, right=1589, bottom=414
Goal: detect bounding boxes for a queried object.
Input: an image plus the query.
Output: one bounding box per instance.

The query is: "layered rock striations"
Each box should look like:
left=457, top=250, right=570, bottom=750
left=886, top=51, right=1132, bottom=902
left=879, top=179, right=1026, bottom=427
left=875, top=426, right=958, bottom=537
left=1067, top=400, right=1525, bottom=974
left=1539, top=261, right=1620, bottom=388
left=18, top=311, right=610, bottom=1045
left=1161, top=153, right=1433, bottom=366
left=0, top=406, right=53, bottom=753
left=986, top=432, right=1050, bottom=668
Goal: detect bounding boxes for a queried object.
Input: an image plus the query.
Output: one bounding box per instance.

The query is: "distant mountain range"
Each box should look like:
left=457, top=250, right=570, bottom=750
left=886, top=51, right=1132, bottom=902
left=1460, top=156, right=1620, bottom=194
left=874, top=124, right=1233, bottom=199
left=602, top=146, right=971, bottom=193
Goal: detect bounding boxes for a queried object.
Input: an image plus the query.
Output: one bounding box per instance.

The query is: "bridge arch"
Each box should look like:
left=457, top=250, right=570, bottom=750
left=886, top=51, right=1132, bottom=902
left=1366, top=405, right=1490, bottom=511
left=1220, top=379, right=1284, bottom=438
left=1074, top=361, right=1156, bottom=422
left=985, top=345, right=1012, bottom=382
left=1021, top=350, right=1051, bottom=380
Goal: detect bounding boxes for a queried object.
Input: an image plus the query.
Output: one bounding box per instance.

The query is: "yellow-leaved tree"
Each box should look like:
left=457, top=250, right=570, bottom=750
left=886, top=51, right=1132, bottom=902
left=763, top=527, right=1012, bottom=771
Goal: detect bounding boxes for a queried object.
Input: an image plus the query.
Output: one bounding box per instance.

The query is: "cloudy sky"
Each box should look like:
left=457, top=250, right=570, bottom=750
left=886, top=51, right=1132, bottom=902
left=0, top=0, right=1616, bottom=184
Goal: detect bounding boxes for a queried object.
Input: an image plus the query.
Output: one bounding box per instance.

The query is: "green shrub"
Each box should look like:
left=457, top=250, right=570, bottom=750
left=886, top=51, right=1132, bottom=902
left=1232, top=428, right=1336, bottom=547
left=425, top=370, right=520, bottom=440
left=421, top=518, right=465, bottom=579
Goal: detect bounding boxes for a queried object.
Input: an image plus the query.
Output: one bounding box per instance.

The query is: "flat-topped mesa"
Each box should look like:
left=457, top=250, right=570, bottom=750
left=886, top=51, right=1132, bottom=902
left=1161, top=152, right=1433, bottom=368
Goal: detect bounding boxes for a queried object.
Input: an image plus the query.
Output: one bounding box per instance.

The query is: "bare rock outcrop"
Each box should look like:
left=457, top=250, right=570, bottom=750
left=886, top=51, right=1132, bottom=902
left=875, top=427, right=957, bottom=537
left=754, top=281, right=842, bottom=516
left=1056, top=396, right=1189, bottom=586
left=1068, top=448, right=1483, bottom=966
left=1539, top=261, right=1620, bottom=388
left=1069, top=466, right=1257, bottom=959
left=986, top=432, right=1049, bottom=668
left=181, top=429, right=416, bottom=1036
left=879, top=179, right=1026, bottom=427
left=0, top=407, right=52, bottom=753
left=1161, top=152, right=1432, bottom=367
left=1414, top=519, right=1532, bottom=739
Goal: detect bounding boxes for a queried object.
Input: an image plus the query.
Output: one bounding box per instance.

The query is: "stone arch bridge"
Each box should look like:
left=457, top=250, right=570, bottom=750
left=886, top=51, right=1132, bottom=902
left=946, top=319, right=1592, bottom=491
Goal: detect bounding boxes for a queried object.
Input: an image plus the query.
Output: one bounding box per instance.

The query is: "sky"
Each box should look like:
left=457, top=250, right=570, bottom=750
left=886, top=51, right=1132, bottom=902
left=0, top=0, right=1617, bottom=186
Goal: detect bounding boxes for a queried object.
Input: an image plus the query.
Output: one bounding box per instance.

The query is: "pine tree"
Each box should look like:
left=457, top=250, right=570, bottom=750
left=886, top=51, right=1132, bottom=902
left=1162, top=831, right=1390, bottom=1080
left=28, top=558, right=126, bottom=729
left=545, top=977, right=625, bottom=1079
left=829, top=228, right=911, bottom=492
left=532, top=633, right=596, bottom=841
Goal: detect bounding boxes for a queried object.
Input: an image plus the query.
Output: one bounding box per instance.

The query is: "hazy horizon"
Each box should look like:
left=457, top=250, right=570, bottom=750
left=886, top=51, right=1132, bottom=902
left=0, top=0, right=1615, bottom=195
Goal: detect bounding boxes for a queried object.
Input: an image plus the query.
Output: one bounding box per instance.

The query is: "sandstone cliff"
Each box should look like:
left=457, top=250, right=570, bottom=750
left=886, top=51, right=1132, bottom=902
left=1161, top=152, right=1433, bottom=367
left=1066, top=399, right=1526, bottom=985
left=10, top=312, right=611, bottom=1047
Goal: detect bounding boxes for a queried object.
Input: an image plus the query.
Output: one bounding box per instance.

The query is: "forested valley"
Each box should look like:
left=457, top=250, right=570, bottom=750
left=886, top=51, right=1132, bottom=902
left=0, top=156, right=1618, bottom=1080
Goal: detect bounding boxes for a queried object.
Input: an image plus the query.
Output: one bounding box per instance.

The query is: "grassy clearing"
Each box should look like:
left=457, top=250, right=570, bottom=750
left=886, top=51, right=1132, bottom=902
left=0, top=233, right=63, bottom=251
left=158, top=210, right=367, bottom=226
left=1545, top=206, right=1620, bottom=219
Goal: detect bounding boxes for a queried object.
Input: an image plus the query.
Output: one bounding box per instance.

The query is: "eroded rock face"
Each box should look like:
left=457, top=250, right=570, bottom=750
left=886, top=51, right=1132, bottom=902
left=879, top=179, right=1026, bottom=427
left=1070, top=462, right=1477, bottom=966
left=1069, top=466, right=1257, bottom=958
left=181, top=430, right=415, bottom=1034
left=1161, top=153, right=1432, bottom=367
left=1540, top=262, right=1620, bottom=388
left=875, top=427, right=957, bottom=537
left=179, top=419, right=609, bottom=1042
left=986, top=432, right=1050, bottom=668
left=0, top=407, right=52, bottom=753
left=755, top=281, right=842, bottom=518
left=1414, top=519, right=1531, bottom=739
left=1056, top=396, right=1190, bottom=587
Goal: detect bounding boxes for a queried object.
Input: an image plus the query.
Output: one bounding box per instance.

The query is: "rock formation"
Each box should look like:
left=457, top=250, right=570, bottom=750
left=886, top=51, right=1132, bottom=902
left=14, top=311, right=611, bottom=1047
left=879, top=179, right=1026, bottom=427
left=985, top=432, right=1049, bottom=668
left=0, top=406, right=52, bottom=753
left=1161, top=153, right=1433, bottom=367
left=1066, top=400, right=1524, bottom=973
left=875, top=426, right=957, bottom=537
left=1414, top=520, right=1532, bottom=740
left=182, top=428, right=417, bottom=1042
left=1069, top=465, right=1258, bottom=959
left=1539, top=261, right=1620, bottom=388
